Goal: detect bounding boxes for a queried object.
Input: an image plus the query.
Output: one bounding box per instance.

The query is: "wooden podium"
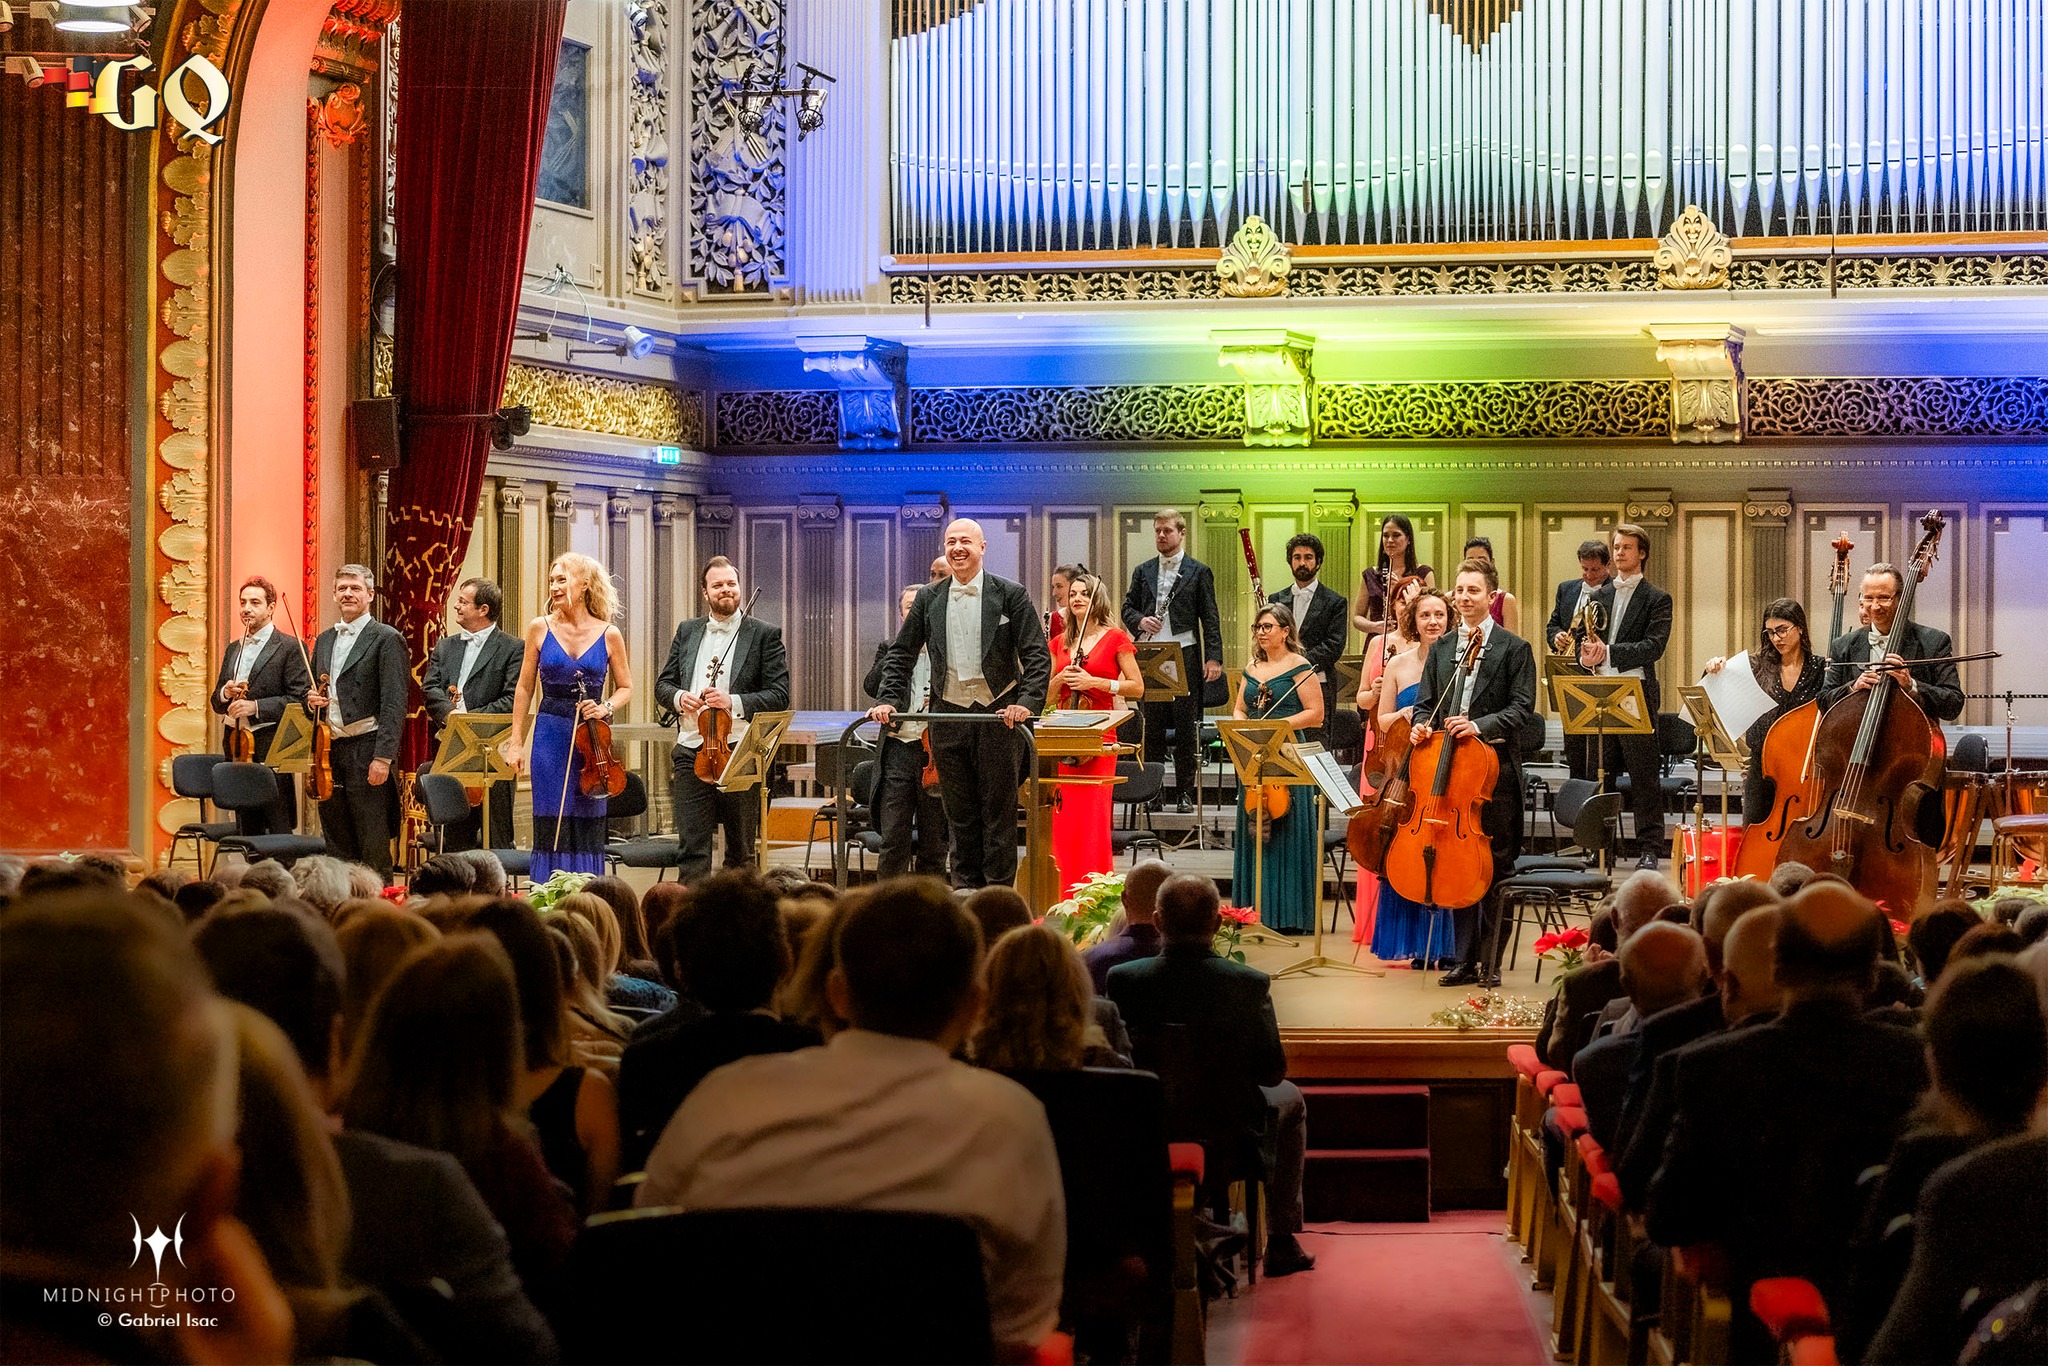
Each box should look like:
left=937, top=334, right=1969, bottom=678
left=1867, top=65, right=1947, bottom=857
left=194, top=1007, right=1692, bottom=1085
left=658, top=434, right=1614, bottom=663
left=1022, top=709, right=1130, bottom=915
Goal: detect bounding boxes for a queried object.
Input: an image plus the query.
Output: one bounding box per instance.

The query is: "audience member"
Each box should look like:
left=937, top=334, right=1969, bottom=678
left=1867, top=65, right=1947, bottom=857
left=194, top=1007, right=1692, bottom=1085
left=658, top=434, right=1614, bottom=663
left=1645, top=884, right=1928, bottom=1362
left=639, top=879, right=1066, bottom=1358
left=333, top=905, right=440, bottom=1061
left=1769, top=860, right=1818, bottom=896
left=1907, top=901, right=1981, bottom=984
left=1082, top=858, right=1171, bottom=993
left=191, top=900, right=553, bottom=1361
left=327, top=893, right=389, bottom=931
left=346, top=863, right=385, bottom=900
left=2016, top=904, right=2048, bottom=946
left=238, top=858, right=295, bottom=901
left=583, top=875, right=659, bottom=979
left=548, top=907, right=635, bottom=1069
left=617, top=868, right=819, bottom=1171
left=778, top=894, right=831, bottom=969
left=1866, top=958, right=1926, bottom=1023
left=138, top=865, right=192, bottom=902
left=639, top=881, right=692, bottom=963
left=456, top=848, right=508, bottom=898
left=1843, top=959, right=2048, bottom=1361
left=0, top=892, right=293, bottom=1364
left=1949, top=920, right=2025, bottom=964
left=1541, top=871, right=1676, bottom=1068
left=1571, top=923, right=1709, bottom=1150
left=17, top=857, right=124, bottom=898
left=410, top=853, right=477, bottom=900
left=344, top=936, right=580, bottom=1304
left=74, top=852, right=133, bottom=886
left=965, top=884, right=1033, bottom=941
left=760, top=864, right=815, bottom=897
left=776, top=891, right=853, bottom=1037
left=557, top=890, right=675, bottom=1014
left=468, top=898, right=621, bottom=1217
left=1108, top=873, right=1315, bottom=1279
left=974, top=923, right=1127, bottom=1073
left=173, top=876, right=229, bottom=923
left=289, top=854, right=354, bottom=918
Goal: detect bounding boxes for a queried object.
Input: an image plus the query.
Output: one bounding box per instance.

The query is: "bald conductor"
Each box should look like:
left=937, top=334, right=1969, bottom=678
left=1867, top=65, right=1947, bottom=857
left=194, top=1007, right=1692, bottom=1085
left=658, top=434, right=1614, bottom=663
left=873, top=518, right=1052, bottom=889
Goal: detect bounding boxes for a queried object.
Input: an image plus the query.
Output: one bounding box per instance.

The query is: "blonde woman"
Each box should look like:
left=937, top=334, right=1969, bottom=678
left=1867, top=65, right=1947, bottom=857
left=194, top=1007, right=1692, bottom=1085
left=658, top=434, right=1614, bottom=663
left=501, top=553, right=632, bottom=881
left=971, top=923, right=1120, bottom=1072
left=1050, top=572, right=1142, bottom=892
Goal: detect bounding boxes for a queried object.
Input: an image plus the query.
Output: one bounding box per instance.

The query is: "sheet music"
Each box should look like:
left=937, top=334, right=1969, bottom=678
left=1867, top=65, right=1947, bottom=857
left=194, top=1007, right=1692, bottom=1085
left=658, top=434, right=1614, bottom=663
left=1698, top=650, right=1776, bottom=737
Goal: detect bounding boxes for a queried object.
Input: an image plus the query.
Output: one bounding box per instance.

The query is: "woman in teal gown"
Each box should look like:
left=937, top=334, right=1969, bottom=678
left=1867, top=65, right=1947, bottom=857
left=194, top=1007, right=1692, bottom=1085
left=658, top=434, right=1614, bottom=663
left=1232, top=603, right=1324, bottom=936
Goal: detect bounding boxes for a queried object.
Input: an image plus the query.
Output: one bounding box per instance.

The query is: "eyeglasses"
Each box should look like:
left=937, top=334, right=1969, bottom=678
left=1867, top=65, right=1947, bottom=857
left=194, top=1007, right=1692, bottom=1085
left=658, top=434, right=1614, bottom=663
left=1253, top=622, right=1283, bottom=632
left=1764, top=624, right=1797, bottom=638
left=1858, top=593, right=1897, bottom=604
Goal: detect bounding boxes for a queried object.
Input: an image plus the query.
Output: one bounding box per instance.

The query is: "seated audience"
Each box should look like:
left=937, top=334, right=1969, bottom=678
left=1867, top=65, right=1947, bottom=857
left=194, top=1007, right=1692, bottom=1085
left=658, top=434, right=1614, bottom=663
left=557, top=890, right=676, bottom=1014
left=470, top=898, right=622, bottom=1218
left=410, top=852, right=477, bottom=900
left=1571, top=922, right=1709, bottom=1150
left=1082, top=858, right=1171, bottom=993
left=2016, top=903, right=2048, bottom=946
left=1768, top=860, right=1818, bottom=896
left=290, top=854, right=354, bottom=918
left=192, top=901, right=555, bottom=1362
left=1537, top=910, right=1622, bottom=1070
left=17, top=857, right=125, bottom=899
left=1108, top=873, right=1316, bottom=1279
left=334, top=905, right=441, bottom=1061
left=138, top=866, right=192, bottom=902
left=775, top=892, right=853, bottom=1037
left=344, top=937, right=580, bottom=1305
left=1908, top=900, right=1982, bottom=985
left=173, top=876, right=229, bottom=923
left=1842, top=958, right=2048, bottom=1361
left=347, top=862, right=385, bottom=900
left=548, top=910, right=634, bottom=1070
left=0, top=852, right=23, bottom=902
left=639, top=879, right=1065, bottom=1359
left=1645, top=884, right=1928, bottom=1363
left=973, top=922, right=1127, bottom=1073
left=0, top=891, right=294, bottom=1364
left=617, top=868, right=819, bottom=1171
left=457, top=848, right=508, bottom=898
left=1950, top=920, right=2026, bottom=964
left=582, top=875, right=661, bottom=982
left=965, top=884, right=1034, bottom=942
left=639, top=881, right=692, bottom=965
left=238, top=858, right=296, bottom=901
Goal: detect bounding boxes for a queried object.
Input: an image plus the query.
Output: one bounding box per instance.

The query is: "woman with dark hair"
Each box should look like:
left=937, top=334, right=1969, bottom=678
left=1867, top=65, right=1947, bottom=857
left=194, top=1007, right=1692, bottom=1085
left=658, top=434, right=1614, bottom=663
left=343, top=936, right=578, bottom=1299
left=1354, top=514, right=1436, bottom=638
left=1846, top=959, right=2048, bottom=1360
left=1048, top=562, right=1087, bottom=643
left=582, top=875, right=658, bottom=978
left=468, top=898, right=622, bottom=1218
left=1704, top=596, right=1827, bottom=825
left=1231, top=603, right=1323, bottom=934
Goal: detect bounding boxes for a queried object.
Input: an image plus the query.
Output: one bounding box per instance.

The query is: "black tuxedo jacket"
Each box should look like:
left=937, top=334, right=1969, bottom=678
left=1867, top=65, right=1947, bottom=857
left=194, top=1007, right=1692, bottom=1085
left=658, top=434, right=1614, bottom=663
left=1413, top=623, right=1537, bottom=747
left=306, top=618, right=410, bottom=764
left=881, top=573, right=1050, bottom=713
left=1121, top=556, right=1223, bottom=667
left=1602, top=578, right=1674, bottom=712
left=210, top=630, right=311, bottom=727
left=1543, top=576, right=1614, bottom=646
left=422, top=628, right=522, bottom=734
left=1106, top=943, right=1287, bottom=1139
left=1821, top=619, right=1963, bottom=721
left=1269, top=582, right=1349, bottom=681
left=655, top=614, right=791, bottom=727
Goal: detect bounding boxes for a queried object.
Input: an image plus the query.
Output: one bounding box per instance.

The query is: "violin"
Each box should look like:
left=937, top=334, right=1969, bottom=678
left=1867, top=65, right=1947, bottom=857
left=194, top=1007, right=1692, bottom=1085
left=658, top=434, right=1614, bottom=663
left=692, top=587, right=761, bottom=783
left=1762, top=511, right=1949, bottom=911
left=222, top=676, right=256, bottom=762
left=574, top=678, right=628, bottom=799
left=306, top=672, right=335, bottom=801
left=1383, top=629, right=1499, bottom=911
left=1236, top=530, right=1294, bottom=834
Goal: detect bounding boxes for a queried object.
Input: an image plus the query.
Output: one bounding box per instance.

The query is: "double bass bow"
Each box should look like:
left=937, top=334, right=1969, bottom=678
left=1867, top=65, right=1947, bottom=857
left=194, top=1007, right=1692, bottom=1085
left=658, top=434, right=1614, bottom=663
left=1767, top=511, right=1950, bottom=910
left=1383, top=628, right=1499, bottom=912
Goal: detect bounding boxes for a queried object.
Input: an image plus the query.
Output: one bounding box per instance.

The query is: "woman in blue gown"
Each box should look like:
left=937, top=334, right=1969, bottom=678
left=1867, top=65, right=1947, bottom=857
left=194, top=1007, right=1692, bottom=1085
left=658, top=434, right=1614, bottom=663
left=1367, top=589, right=1456, bottom=967
left=502, top=553, right=633, bottom=882
left=1231, top=604, right=1324, bottom=936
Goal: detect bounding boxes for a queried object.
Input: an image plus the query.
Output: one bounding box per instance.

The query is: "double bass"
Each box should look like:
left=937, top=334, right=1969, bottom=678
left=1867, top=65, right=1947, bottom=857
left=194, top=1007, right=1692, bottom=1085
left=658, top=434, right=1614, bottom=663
left=1383, top=630, right=1498, bottom=912
left=1765, top=512, right=1949, bottom=910
left=1735, top=534, right=1856, bottom=877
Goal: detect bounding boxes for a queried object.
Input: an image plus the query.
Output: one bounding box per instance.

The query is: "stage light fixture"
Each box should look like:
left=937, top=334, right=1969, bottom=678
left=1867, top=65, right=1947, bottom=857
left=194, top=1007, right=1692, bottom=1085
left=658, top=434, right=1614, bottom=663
left=487, top=404, right=531, bottom=452
left=6, top=55, right=46, bottom=86
left=0, top=5, right=15, bottom=34
left=568, top=325, right=659, bottom=362
left=54, top=2, right=131, bottom=33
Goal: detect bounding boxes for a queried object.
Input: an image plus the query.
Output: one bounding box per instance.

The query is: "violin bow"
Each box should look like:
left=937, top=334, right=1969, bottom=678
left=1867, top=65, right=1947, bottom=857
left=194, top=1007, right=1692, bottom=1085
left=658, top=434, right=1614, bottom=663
left=272, top=590, right=325, bottom=723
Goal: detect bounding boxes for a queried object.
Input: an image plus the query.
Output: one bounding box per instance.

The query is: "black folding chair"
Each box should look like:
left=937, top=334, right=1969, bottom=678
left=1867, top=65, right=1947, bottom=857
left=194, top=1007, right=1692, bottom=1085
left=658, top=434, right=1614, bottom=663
left=168, top=752, right=237, bottom=874
left=208, top=762, right=327, bottom=867
left=606, top=772, right=683, bottom=881
left=1110, top=760, right=1167, bottom=863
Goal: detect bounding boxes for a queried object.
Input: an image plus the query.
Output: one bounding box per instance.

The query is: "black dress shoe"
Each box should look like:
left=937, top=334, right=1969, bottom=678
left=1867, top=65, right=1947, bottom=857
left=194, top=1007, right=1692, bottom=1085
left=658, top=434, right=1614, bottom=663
left=1439, top=965, right=1479, bottom=987
left=1477, top=970, right=1502, bottom=989
left=1175, top=794, right=1193, bottom=813
left=1636, top=850, right=1661, bottom=870
left=1263, top=1246, right=1317, bottom=1277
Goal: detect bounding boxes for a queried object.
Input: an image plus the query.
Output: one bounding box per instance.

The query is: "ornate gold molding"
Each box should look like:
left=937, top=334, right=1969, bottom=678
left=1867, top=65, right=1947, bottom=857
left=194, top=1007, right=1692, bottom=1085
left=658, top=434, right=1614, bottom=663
left=311, top=84, right=369, bottom=148
left=1217, top=216, right=1292, bottom=297
left=372, top=338, right=706, bottom=447
left=1654, top=205, right=1732, bottom=289
left=1647, top=324, right=1747, bottom=444
left=1213, top=330, right=1315, bottom=447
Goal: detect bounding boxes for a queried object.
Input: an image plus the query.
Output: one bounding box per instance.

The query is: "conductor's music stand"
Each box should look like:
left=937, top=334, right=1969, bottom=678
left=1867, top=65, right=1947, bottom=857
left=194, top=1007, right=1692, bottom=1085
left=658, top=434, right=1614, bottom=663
left=1551, top=674, right=1653, bottom=870
left=1271, top=741, right=1384, bottom=979
left=714, top=709, right=795, bottom=872
left=1215, top=719, right=1304, bottom=948
left=1027, top=709, right=1131, bottom=914
left=1676, top=685, right=1745, bottom=892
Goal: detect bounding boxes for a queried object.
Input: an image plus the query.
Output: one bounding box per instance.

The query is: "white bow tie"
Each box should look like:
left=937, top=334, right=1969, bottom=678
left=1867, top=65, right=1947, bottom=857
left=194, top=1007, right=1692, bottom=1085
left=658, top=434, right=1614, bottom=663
left=462, top=628, right=491, bottom=644
left=951, top=584, right=978, bottom=598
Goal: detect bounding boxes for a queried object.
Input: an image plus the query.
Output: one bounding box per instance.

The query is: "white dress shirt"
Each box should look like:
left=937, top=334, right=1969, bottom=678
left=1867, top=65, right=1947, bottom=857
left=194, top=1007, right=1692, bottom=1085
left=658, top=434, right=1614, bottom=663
left=675, top=612, right=748, bottom=749
left=1155, top=553, right=1196, bottom=650
left=326, top=619, right=372, bottom=731
left=897, top=651, right=933, bottom=742
left=221, top=624, right=277, bottom=727
left=942, top=572, right=995, bottom=706
left=1866, top=627, right=1890, bottom=662
left=450, top=627, right=493, bottom=711
left=1455, top=616, right=1495, bottom=715
left=638, top=1030, right=1066, bottom=1349
left=1600, top=574, right=1646, bottom=680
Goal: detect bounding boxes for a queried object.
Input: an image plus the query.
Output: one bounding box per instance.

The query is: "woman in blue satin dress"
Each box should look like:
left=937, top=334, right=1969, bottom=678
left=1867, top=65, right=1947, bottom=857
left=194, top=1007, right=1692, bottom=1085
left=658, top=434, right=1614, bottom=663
left=502, top=553, right=634, bottom=882
left=1368, top=589, right=1456, bottom=967
left=1231, top=604, right=1324, bottom=935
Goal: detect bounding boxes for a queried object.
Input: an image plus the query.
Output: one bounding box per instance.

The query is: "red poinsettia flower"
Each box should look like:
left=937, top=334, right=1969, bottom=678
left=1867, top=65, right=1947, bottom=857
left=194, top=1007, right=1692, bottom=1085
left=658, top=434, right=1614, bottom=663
left=1219, top=904, right=1260, bottom=925
left=1558, top=927, right=1589, bottom=950
left=1532, top=931, right=1563, bottom=956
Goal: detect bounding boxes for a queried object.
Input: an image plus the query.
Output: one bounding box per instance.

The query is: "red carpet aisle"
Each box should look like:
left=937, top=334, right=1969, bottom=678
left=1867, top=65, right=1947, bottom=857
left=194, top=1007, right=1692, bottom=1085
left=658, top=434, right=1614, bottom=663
left=1208, top=1212, right=1553, bottom=1366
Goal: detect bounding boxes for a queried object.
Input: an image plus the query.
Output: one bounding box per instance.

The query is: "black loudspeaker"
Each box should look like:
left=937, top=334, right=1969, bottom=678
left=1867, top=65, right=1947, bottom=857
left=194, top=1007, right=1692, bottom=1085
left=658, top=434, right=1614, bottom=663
left=348, top=397, right=402, bottom=470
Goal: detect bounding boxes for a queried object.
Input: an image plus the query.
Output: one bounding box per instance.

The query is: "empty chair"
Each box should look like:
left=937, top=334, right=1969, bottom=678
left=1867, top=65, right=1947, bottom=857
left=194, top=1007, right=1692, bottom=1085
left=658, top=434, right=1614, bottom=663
left=413, top=771, right=475, bottom=855
left=1110, top=760, right=1167, bottom=863
left=208, top=762, right=327, bottom=868
left=604, top=772, right=684, bottom=881
left=167, top=752, right=237, bottom=873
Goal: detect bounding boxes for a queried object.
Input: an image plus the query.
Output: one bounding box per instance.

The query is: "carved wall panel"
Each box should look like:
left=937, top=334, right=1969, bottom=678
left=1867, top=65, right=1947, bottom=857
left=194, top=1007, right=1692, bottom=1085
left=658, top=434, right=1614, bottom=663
left=627, top=0, right=674, bottom=299
left=910, top=386, right=1242, bottom=445
left=689, top=0, right=787, bottom=292
left=501, top=364, right=701, bottom=444
left=1748, top=377, right=2048, bottom=438
left=1317, top=382, right=1668, bottom=442
left=716, top=389, right=839, bottom=447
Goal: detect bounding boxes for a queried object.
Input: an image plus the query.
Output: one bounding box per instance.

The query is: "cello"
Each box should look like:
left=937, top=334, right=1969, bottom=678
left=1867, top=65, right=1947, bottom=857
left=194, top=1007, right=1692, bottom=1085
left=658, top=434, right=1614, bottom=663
left=1766, top=511, right=1949, bottom=911
left=1383, top=630, right=1498, bottom=912
left=1735, top=534, right=1856, bottom=877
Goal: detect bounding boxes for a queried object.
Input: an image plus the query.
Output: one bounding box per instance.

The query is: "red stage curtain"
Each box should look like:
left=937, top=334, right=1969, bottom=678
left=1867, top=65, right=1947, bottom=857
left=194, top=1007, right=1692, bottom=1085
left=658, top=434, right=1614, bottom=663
left=383, top=0, right=566, bottom=768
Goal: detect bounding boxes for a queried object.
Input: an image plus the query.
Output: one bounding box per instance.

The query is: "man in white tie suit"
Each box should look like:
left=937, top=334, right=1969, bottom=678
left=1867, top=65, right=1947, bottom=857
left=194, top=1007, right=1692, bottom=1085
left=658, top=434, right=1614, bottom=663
left=422, top=577, right=524, bottom=851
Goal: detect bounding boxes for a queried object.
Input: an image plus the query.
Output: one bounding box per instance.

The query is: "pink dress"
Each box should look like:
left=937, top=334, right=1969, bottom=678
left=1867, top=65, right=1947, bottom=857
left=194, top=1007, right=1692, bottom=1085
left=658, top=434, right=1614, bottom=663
left=1351, top=633, right=1398, bottom=948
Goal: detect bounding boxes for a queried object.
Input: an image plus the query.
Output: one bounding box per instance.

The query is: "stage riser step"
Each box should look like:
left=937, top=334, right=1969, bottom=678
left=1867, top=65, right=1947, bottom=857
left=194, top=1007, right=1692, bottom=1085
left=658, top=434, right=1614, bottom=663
left=1300, top=1084, right=1431, bottom=1151
left=1304, top=1149, right=1433, bottom=1223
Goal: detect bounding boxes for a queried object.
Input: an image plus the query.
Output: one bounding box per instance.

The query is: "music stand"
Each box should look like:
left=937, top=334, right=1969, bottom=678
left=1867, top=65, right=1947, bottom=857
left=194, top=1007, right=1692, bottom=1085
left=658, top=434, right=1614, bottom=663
left=1272, top=742, right=1384, bottom=979
left=1135, top=641, right=1205, bottom=848
left=1027, top=709, right=1131, bottom=913
left=1215, top=719, right=1304, bottom=948
left=432, top=712, right=516, bottom=781
left=714, top=710, right=795, bottom=872
left=1551, top=675, right=1653, bottom=870
left=1675, top=685, right=1745, bottom=892
left=267, top=708, right=316, bottom=771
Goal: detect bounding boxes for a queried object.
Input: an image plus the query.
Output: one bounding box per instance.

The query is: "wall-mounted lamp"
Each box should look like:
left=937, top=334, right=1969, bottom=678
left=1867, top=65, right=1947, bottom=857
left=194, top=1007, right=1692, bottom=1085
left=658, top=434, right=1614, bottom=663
left=0, top=4, right=16, bottom=34
left=731, top=61, right=837, bottom=141
left=569, top=325, right=658, bottom=361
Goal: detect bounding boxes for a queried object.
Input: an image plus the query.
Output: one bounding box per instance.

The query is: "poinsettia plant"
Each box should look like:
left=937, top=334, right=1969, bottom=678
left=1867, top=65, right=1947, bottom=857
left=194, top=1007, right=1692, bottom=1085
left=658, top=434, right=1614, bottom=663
left=527, top=869, right=593, bottom=912
left=1214, top=904, right=1259, bottom=964
left=1531, top=926, right=1591, bottom=975
left=1043, top=871, right=1124, bottom=948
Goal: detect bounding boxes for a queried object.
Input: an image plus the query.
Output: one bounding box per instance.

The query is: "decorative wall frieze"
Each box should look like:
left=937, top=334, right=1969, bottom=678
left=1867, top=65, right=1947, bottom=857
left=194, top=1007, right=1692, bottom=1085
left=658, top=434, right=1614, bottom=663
left=1624, top=490, right=1677, bottom=525
left=313, top=0, right=397, bottom=83
left=716, top=388, right=838, bottom=447
left=1310, top=490, right=1358, bottom=524
left=911, top=385, right=1242, bottom=445
left=1217, top=216, right=1292, bottom=297
left=689, top=0, right=787, bottom=295
left=899, top=494, right=948, bottom=529
left=1833, top=253, right=2048, bottom=289
left=796, top=336, right=909, bottom=450
left=1315, top=381, right=1668, bottom=441
left=1654, top=205, right=1732, bottom=289
left=626, top=0, right=673, bottom=299
left=696, top=495, right=736, bottom=530
left=1744, top=490, right=1793, bottom=524
left=501, top=363, right=703, bottom=446
left=1748, top=376, right=2048, bottom=438
left=1213, top=329, right=1314, bottom=447
left=1648, top=324, right=1747, bottom=445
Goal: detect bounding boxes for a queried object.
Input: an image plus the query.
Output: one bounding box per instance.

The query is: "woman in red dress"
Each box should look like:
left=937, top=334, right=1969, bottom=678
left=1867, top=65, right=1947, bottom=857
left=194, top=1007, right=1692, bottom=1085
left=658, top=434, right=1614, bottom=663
left=1048, top=572, right=1142, bottom=897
